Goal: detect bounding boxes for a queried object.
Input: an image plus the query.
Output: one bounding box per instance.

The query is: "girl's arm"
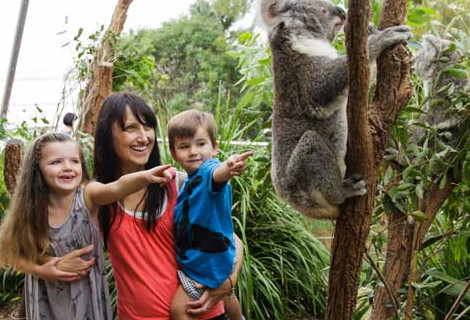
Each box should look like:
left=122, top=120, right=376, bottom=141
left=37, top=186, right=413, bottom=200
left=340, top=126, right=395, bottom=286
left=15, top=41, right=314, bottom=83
left=17, top=245, right=95, bottom=281
left=17, top=257, right=79, bottom=282
left=186, top=233, right=244, bottom=315
left=213, top=151, right=254, bottom=183
left=84, top=164, right=173, bottom=211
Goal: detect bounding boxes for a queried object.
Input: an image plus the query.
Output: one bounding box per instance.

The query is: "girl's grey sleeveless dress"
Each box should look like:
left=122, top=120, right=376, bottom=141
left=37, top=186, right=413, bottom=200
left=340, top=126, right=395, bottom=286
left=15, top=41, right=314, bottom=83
left=25, top=186, right=112, bottom=320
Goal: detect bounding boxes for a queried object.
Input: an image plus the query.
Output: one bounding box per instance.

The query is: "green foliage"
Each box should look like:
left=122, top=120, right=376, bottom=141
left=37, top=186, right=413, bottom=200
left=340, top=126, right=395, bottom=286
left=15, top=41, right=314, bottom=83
left=0, top=270, right=23, bottom=306
left=418, top=215, right=470, bottom=318
left=368, top=27, right=470, bottom=318
left=227, top=32, right=273, bottom=137
left=409, top=0, right=470, bottom=37
left=114, top=3, right=241, bottom=116
left=191, top=0, right=253, bottom=31
left=113, top=31, right=156, bottom=92
left=70, top=25, right=106, bottom=82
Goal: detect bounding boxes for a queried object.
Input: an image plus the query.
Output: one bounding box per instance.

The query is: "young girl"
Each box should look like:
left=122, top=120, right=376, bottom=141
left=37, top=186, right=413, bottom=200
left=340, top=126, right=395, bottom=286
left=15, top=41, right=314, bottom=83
left=0, top=132, right=173, bottom=320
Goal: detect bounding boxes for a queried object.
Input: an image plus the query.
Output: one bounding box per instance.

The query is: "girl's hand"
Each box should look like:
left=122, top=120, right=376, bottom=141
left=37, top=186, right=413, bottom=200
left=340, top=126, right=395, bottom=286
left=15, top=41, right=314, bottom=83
left=227, top=151, right=254, bottom=177
left=56, top=245, right=95, bottom=277
left=35, top=257, right=80, bottom=282
left=147, top=164, right=174, bottom=186
left=185, top=279, right=231, bottom=315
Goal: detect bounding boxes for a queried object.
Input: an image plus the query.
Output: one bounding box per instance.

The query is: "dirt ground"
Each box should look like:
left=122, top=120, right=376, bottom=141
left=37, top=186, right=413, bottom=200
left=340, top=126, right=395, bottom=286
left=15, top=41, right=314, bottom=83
left=0, top=300, right=23, bottom=320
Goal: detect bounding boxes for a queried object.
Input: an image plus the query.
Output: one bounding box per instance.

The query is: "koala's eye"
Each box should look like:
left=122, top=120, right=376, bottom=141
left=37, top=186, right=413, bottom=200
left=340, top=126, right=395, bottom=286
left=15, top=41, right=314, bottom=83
left=322, top=8, right=328, bottom=14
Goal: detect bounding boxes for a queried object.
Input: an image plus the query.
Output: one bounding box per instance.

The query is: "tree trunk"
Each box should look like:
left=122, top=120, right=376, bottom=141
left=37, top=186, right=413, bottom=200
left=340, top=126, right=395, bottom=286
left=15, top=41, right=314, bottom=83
left=326, top=0, right=411, bottom=317
left=371, top=210, right=414, bottom=319
left=3, top=139, right=26, bottom=318
left=78, top=0, right=133, bottom=135
left=325, top=0, right=372, bottom=317
left=3, top=139, right=24, bottom=195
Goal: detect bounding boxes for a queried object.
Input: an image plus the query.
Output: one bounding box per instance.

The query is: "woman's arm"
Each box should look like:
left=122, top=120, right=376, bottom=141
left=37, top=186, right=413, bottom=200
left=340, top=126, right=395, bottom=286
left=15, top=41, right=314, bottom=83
left=186, top=233, right=244, bottom=315
left=84, top=164, right=173, bottom=213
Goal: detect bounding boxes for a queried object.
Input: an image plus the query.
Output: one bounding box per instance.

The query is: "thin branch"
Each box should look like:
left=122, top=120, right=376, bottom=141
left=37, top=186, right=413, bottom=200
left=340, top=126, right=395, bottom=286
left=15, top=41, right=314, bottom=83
left=364, top=251, right=400, bottom=316
left=444, top=279, right=470, bottom=320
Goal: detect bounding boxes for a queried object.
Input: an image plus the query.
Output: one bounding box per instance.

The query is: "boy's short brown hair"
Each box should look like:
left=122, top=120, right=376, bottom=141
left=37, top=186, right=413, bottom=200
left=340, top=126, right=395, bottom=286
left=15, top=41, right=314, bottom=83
left=167, top=109, right=218, bottom=151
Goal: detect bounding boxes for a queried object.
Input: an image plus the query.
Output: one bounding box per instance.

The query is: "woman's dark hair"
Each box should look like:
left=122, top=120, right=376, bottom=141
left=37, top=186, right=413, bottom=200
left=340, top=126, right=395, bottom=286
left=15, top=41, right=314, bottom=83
left=94, top=92, right=167, bottom=246
left=63, top=112, right=78, bottom=126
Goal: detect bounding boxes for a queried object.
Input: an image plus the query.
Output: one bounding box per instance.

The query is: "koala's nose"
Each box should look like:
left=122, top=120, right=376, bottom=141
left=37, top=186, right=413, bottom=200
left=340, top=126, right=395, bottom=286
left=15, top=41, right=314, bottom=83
left=336, top=6, right=346, bottom=21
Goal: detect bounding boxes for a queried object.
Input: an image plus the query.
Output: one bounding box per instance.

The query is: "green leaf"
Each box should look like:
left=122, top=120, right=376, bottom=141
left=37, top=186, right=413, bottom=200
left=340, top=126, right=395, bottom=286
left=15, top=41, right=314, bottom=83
left=439, top=174, right=447, bottom=190
left=238, top=32, right=252, bottom=43
left=406, top=8, right=436, bottom=27
left=236, top=92, right=255, bottom=109
left=410, top=210, right=427, bottom=222
left=415, top=184, right=424, bottom=199
left=397, top=182, right=415, bottom=191
left=411, top=281, right=442, bottom=289
left=427, top=270, right=470, bottom=302
left=443, top=68, right=468, bottom=79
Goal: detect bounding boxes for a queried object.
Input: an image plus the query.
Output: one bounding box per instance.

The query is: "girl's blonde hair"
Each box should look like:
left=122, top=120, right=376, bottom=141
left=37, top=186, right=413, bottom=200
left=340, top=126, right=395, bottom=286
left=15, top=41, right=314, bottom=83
left=0, top=132, right=90, bottom=268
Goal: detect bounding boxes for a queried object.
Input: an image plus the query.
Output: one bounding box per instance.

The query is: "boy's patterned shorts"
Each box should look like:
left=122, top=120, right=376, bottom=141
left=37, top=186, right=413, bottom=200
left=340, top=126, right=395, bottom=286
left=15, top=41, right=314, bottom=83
left=177, top=253, right=238, bottom=301
left=177, top=270, right=205, bottom=301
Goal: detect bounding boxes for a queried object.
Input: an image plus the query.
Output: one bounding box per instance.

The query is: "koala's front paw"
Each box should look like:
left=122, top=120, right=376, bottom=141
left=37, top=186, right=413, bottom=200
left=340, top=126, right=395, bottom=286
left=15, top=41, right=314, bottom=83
left=369, top=25, right=413, bottom=61
left=343, top=176, right=367, bottom=197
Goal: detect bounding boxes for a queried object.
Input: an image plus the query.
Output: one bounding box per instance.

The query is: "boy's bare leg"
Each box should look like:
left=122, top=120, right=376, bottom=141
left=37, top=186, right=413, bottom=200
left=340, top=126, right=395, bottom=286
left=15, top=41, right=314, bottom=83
left=224, top=295, right=243, bottom=320
left=171, top=285, right=198, bottom=320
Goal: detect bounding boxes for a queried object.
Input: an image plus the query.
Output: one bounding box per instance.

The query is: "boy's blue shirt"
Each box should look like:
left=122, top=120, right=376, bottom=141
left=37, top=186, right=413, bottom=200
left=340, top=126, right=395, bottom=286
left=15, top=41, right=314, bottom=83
left=174, top=158, right=235, bottom=288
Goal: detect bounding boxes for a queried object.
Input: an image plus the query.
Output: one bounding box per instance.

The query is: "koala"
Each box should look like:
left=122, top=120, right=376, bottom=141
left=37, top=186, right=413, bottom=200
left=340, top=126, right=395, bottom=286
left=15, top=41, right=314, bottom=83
left=412, top=35, right=469, bottom=143
left=260, top=0, right=413, bottom=219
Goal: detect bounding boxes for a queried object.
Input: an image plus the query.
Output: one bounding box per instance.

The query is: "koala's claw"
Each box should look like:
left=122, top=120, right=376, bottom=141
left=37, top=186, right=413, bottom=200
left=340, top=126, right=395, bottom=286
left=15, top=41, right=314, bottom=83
left=353, top=180, right=366, bottom=190
left=342, top=177, right=367, bottom=197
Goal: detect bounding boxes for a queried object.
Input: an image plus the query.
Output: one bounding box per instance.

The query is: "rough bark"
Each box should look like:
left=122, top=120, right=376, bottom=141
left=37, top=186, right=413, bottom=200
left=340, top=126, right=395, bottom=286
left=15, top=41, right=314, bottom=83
left=367, top=0, right=413, bottom=318
left=78, top=0, right=133, bottom=135
left=416, top=172, right=461, bottom=249
left=3, top=139, right=26, bottom=318
left=3, top=139, right=24, bottom=195
left=325, top=0, right=372, bottom=318
left=371, top=210, right=414, bottom=319
left=326, top=0, right=411, bottom=318
left=402, top=172, right=461, bottom=318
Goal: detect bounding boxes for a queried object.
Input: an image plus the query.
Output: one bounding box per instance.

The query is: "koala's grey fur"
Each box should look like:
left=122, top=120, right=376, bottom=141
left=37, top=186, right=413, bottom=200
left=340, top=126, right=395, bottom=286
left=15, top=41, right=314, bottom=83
left=412, top=35, right=469, bottom=142
left=261, top=0, right=412, bottom=219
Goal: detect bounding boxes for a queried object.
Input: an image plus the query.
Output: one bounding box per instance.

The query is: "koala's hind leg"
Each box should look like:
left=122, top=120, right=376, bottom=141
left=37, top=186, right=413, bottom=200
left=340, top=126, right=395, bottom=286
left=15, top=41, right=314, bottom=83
left=286, top=130, right=366, bottom=207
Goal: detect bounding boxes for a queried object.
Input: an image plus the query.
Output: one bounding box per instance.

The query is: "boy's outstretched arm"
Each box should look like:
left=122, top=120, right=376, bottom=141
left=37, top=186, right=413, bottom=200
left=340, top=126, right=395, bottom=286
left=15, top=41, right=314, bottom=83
left=213, top=151, right=254, bottom=183
left=85, top=164, right=174, bottom=208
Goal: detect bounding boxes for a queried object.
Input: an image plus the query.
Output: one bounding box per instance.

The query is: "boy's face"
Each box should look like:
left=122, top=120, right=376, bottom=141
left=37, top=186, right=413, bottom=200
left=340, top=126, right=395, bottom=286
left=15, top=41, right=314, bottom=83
left=171, top=126, right=218, bottom=175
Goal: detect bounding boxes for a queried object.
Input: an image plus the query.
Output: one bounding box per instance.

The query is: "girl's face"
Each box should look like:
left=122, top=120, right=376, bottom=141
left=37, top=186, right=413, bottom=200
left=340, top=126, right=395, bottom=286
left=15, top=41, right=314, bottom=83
left=39, top=141, right=82, bottom=195
left=112, top=106, right=156, bottom=174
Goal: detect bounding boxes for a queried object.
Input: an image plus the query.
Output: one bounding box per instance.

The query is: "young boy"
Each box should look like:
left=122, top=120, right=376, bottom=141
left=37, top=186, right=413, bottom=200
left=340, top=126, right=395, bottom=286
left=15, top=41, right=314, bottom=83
left=167, top=109, right=253, bottom=320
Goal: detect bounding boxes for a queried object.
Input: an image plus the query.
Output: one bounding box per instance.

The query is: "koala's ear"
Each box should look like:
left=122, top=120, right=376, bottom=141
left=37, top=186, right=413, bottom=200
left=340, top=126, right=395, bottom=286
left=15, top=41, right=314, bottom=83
left=259, top=0, right=292, bottom=29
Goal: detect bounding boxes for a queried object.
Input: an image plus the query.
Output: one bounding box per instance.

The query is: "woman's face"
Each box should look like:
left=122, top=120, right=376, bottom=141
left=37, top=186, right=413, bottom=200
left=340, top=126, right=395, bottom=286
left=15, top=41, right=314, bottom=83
left=111, top=106, right=156, bottom=174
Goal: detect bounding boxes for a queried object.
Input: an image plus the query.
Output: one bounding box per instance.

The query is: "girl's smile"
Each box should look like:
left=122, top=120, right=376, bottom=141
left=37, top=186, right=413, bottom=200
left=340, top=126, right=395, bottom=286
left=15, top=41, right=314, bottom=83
left=39, top=141, right=83, bottom=195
